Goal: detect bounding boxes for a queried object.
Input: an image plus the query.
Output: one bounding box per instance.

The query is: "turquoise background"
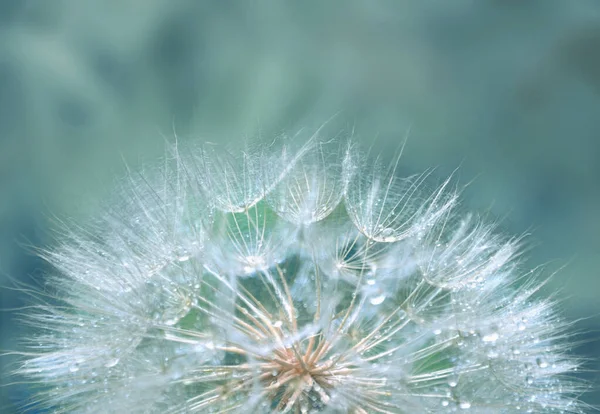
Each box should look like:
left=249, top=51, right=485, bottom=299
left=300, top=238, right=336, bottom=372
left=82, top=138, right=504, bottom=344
left=1, top=1, right=599, bottom=411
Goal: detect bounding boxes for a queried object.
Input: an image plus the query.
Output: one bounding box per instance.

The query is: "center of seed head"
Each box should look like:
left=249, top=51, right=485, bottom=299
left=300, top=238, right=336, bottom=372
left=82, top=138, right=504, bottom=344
left=277, top=348, right=313, bottom=376
left=261, top=341, right=336, bottom=409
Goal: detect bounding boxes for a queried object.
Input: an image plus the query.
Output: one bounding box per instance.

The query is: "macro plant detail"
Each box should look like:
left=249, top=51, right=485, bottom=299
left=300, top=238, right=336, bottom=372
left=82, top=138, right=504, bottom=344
left=13, top=134, right=584, bottom=413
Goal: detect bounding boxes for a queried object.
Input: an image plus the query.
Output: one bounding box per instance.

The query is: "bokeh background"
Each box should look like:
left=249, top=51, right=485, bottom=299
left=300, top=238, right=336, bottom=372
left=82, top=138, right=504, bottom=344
left=1, top=1, right=599, bottom=412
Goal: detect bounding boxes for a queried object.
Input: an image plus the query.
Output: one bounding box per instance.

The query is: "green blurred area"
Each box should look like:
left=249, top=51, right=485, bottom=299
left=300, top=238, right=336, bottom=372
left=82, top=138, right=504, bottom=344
left=1, top=1, right=599, bottom=412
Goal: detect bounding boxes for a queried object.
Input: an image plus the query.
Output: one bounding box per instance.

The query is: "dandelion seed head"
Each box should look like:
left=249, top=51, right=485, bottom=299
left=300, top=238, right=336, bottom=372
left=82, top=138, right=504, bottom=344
left=12, top=133, right=587, bottom=413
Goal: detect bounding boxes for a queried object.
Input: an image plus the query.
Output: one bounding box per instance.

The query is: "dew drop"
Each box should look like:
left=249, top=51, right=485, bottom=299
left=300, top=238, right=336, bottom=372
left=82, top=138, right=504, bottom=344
left=482, top=332, right=499, bottom=343
left=69, top=364, right=80, bottom=373
left=380, top=228, right=394, bottom=238
left=536, top=357, right=549, bottom=369
left=441, top=400, right=449, bottom=407
left=370, top=293, right=386, bottom=306
left=487, top=349, right=499, bottom=359
left=459, top=401, right=471, bottom=409
left=104, top=357, right=120, bottom=368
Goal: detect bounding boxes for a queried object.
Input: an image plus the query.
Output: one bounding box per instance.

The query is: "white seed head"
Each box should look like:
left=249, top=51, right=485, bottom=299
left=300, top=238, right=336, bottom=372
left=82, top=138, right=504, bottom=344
left=14, top=135, right=585, bottom=413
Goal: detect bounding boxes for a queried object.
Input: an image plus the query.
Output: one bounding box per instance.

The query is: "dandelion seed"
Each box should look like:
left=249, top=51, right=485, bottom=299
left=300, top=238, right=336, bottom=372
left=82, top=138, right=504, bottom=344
left=11, top=133, right=586, bottom=413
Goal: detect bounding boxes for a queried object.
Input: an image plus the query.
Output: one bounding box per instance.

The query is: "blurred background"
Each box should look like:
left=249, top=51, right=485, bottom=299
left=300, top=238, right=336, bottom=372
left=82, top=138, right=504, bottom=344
left=1, top=1, right=599, bottom=412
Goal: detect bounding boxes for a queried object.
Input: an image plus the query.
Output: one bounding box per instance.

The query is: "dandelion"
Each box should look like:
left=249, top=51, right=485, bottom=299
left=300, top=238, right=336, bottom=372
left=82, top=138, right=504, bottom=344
left=12, top=133, right=585, bottom=413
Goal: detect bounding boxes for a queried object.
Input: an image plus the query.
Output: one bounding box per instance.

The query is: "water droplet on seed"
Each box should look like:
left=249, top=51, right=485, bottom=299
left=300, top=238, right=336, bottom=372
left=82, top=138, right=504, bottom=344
left=104, top=358, right=119, bottom=368
left=536, top=357, right=548, bottom=369
left=370, top=293, right=386, bottom=305
left=482, top=332, right=499, bottom=343
left=380, top=228, right=394, bottom=238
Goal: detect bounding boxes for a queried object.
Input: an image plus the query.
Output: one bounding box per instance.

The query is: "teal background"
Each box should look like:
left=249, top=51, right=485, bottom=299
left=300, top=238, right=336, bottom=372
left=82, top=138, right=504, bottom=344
left=1, top=1, right=599, bottom=411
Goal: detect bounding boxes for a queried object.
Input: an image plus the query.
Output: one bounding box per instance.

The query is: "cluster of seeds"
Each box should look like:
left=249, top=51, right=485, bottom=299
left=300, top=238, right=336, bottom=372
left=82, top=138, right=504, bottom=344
left=15, top=136, right=583, bottom=413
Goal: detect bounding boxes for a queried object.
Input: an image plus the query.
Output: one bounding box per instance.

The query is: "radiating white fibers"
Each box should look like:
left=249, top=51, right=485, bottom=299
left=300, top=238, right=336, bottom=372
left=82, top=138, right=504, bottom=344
left=13, top=134, right=586, bottom=413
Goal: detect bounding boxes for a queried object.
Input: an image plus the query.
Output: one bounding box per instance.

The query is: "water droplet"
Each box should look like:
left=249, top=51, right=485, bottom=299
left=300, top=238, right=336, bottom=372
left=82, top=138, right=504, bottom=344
left=370, top=293, right=386, bottom=305
left=273, top=320, right=283, bottom=328
left=380, top=228, right=394, bottom=238
left=104, top=357, right=120, bottom=368
left=69, top=364, right=80, bottom=373
left=177, top=255, right=190, bottom=262
left=459, top=401, right=471, bottom=409
left=517, top=321, right=526, bottom=331
left=448, top=376, right=458, bottom=387
left=526, top=375, right=534, bottom=385
left=536, top=357, right=548, bottom=369
left=487, top=349, right=499, bottom=358
left=482, top=332, right=499, bottom=343
left=441, top=400, right=449, bottom=407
